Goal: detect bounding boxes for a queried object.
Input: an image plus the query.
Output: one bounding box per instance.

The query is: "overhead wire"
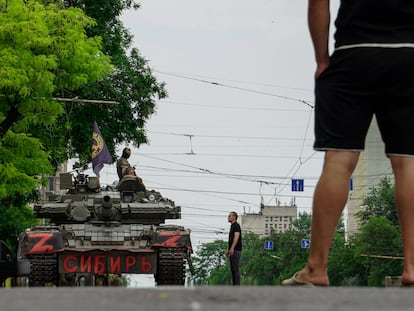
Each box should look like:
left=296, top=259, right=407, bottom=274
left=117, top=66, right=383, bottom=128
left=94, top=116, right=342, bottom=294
left=138, top=70, right=319, bottom=209
left=154, top=70, right=314, bottom=108
left=148, top=130, right=314, bottom=142
left=154, top=70, right=313, bottom=93
left=157, top=99, right=308, bottom=112
left=134, top=69, right=393, bottom=241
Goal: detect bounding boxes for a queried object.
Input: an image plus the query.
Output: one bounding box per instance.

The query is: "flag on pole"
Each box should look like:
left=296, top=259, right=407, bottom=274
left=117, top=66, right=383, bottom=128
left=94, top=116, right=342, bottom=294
left=91, top=120, right=113, bottom=176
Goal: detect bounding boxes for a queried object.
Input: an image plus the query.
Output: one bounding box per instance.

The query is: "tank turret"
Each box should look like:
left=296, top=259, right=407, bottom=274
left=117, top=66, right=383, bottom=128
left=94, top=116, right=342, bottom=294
left=34, top=169, right=182, bottom=226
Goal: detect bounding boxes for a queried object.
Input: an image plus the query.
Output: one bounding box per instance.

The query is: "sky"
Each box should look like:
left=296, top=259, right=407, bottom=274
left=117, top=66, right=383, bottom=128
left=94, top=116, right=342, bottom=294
left=92, top=0, right=340, bottom=249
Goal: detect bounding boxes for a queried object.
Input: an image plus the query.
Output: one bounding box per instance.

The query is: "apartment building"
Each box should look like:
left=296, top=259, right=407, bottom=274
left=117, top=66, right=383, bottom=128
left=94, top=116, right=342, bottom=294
left=240, top=204, right=297, bottom=236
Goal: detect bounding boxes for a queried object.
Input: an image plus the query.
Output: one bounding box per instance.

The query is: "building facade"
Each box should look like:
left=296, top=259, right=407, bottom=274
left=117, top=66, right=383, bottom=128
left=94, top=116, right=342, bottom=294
left=241, top=204, right=297, bottom=236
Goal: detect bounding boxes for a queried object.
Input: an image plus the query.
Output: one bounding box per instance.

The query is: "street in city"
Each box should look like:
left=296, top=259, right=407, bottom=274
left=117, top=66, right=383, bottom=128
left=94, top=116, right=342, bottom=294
left=0, top=286, right=413, bottom=311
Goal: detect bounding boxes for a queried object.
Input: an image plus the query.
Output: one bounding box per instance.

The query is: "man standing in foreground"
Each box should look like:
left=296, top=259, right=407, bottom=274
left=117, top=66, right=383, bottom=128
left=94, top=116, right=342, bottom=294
left=226, top=211, right=242, bottom=286
left=283, top=0, right=414, bottom=287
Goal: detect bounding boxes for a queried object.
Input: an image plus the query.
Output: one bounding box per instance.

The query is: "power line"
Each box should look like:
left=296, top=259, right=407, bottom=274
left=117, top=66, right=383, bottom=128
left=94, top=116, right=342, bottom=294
left=158, top=100, right=309, bottom=112
left=154, top=70, right=313, bottom=93
left=141, top=152, right=318, bottom=161
left=148, top=130, right=314, bottom=142
left=139, top=165, right=322, bottom=180
left=154, top=70, right=314, bottom=108
left=153, top=185, right=314, bottom=199
left=101, top=162, right=391, bottom=203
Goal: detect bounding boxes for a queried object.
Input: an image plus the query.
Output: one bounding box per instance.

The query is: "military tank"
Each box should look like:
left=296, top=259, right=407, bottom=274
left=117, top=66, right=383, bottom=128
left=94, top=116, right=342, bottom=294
left=8, top=165, right=193, bottom=287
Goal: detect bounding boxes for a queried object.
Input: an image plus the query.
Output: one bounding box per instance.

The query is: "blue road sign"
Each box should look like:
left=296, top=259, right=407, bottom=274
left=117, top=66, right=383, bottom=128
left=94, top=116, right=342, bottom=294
left=264, top=240, right=273, bottom=250
left=349, top=178, right=353, bottom=191
left=291, top=179, right=304, bottom=192
left=301, top=239, right=310, bottom=249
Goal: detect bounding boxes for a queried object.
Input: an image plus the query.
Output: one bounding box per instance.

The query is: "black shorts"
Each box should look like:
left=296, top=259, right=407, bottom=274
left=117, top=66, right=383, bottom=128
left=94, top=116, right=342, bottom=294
left=314, top=47, right=414, bottom=156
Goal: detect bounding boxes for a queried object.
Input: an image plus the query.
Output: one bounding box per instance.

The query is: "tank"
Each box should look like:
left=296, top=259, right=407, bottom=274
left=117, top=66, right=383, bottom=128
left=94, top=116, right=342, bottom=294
left=9, top=166, right=193, bottom=287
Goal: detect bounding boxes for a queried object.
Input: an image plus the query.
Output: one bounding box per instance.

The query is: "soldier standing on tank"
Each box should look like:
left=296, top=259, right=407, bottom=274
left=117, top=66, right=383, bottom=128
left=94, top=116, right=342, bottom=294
left=116, top=147, right=131, bottom=180
left=226, top=211, right=242, bottom=286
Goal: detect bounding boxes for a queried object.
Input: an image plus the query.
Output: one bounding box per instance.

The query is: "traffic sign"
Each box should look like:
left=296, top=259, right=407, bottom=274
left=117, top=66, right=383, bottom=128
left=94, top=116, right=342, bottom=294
left=291, top=179, right=304, bottom=192
left=264, top=240, right=273, bottom=250
left=301, top=239, right=310, bottom=249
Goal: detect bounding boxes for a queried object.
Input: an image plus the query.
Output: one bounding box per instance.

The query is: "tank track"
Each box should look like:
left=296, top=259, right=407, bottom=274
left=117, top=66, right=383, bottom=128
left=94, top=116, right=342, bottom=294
left=156, top=247, right=187, bottom=285
left=28, top=254, right=59, bottom=287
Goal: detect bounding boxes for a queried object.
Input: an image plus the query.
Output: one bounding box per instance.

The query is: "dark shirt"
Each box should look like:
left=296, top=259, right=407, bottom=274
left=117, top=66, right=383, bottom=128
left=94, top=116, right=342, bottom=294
left=228, top=222, right=242, bottom=251
left=334, top=0, right=414, bottom=48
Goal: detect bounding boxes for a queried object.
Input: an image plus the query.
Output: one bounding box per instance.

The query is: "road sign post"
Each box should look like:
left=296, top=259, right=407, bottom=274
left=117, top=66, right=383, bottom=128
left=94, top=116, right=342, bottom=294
left=291, top=179, right=304, bottom=192
left=301, top=239, right=310, bottom=249
left=264, top=240, right=273, bottom=250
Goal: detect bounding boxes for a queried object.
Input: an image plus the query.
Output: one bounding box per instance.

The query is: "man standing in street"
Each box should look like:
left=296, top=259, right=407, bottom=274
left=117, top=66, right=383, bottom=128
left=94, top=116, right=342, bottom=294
left=226, top=211, right=242, bottom=286
left=283, top=0, right=414, bottom=286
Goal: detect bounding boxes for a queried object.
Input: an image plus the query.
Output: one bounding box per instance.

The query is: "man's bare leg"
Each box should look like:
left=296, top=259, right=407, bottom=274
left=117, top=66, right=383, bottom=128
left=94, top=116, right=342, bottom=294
left=293, top=150, right=359, bottom=286
left=390, top=156, right=414, bottom=286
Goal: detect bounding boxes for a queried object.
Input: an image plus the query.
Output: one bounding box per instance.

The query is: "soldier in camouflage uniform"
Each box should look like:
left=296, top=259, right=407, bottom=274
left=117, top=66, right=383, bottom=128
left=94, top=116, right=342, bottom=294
left=116, top=147, right=131, bottom=180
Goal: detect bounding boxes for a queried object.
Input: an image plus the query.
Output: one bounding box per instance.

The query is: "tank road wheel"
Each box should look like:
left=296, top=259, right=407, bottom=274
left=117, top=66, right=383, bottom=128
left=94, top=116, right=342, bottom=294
left=29, top=254, right=59, bottom=287
left=156, top=247, right=187, bottom=286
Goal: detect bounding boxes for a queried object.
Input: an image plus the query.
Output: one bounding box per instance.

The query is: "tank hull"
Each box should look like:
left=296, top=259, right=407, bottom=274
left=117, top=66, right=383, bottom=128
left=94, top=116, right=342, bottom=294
left=5, top=172, right=193, bottom=287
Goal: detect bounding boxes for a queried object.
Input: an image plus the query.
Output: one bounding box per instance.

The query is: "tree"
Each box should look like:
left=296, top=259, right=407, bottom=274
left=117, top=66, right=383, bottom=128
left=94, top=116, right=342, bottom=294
left=0, top=132, right=52, bottom=200
left=328, top=177, right=402, bottom=286
left=349, top=216, right=403, bottom=286
left=292, top=212, right=311, bottom=235
left=0, top=202, right=38, bottom=249
left=0, top=0, right=112, bottom=245
left=190, top=240, right=228, bottom=285
left=241, top=233, right=282, bottom=285
left=33, top=0, right=167, bottom=167
left=0, top=131, right=50, bottom=252
left=0, top=0, right=111, bottom=192
left=327, top=227, right=366, bottom=286
left=0, top=0, right=112, bottom=138
left=357, top=177, right=398, bottom=227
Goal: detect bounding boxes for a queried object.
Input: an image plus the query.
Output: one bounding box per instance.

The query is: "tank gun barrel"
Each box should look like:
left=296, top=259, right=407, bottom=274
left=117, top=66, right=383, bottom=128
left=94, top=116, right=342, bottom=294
left=102, top=195, right=112, bottom=209
left=99, top=195, right=116, bottom=220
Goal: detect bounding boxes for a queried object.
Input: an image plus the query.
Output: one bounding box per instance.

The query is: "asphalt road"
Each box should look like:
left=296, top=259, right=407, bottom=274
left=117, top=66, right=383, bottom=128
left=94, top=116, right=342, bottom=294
left=0, top=286, right=413, bottom=311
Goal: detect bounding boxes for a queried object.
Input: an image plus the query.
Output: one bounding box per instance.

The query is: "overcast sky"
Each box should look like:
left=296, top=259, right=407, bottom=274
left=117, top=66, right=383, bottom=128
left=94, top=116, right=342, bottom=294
left=94, top=0, right=340, bottom=248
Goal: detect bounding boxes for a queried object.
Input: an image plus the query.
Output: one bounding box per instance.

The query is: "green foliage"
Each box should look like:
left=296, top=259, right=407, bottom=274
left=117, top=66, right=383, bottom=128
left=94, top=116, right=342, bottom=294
left=192, top=204, right=402, bottom=286
left=351, top=216, right=403, bottom=286
left=0, top=131, right=52, bottom=199
left=65, top=47, right=166, bottom=163
left=191, top=239, right=228, bottom=285
left=292, top=212, right=311, bottom=235
left=239, top=233, right=277, bottom=285
left=271, top=229, right=309, bottom=284
left=0, top=130, right=51, bottom=247
left=190, top=230, right=310, bottom=286
left=0, top=202, right=39, bottom=249
left=357, top=177, right=398, bottom=227
left=32, top=0, right=167, bottom=167
left=0, top=0, right=112, bottom=137
left=327, top=230, right=367, bottom=286
left=0, top=0, right=111, bottom=246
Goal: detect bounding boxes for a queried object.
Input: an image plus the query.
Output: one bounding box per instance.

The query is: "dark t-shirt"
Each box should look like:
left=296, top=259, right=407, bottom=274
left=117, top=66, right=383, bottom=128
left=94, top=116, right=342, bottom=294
left=334, top=0, right=414, bottom=48
left=228, top=222, right=242, bottom=251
